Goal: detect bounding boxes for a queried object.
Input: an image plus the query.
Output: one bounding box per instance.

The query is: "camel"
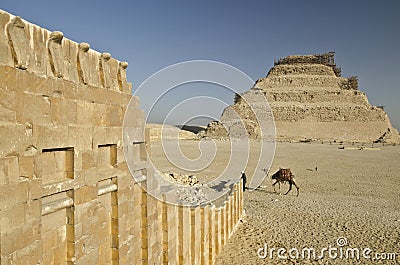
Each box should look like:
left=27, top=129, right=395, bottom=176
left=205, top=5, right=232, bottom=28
left=262, top=168, right=299, bottom=197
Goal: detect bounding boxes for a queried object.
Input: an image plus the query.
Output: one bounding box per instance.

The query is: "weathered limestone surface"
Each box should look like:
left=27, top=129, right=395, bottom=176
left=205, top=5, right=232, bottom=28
left=203, top=52, right=400, bottom=143
left=0, top=10, right=244, bottom=265
left=146, top=123, right=197, bottom=141
left=0, top=8, right=139, bottom=265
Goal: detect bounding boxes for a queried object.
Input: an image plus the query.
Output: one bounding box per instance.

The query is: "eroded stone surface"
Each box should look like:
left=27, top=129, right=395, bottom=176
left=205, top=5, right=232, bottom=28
left=0, top=9, right=243, bottom=265
left=203, top=52, right=400, bottom=143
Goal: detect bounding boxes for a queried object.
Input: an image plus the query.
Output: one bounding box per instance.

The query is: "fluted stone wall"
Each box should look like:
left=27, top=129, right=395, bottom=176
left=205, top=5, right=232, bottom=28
left=0, top=10, right=244, bottom=265
left=160, top=181, right=243, bottom=265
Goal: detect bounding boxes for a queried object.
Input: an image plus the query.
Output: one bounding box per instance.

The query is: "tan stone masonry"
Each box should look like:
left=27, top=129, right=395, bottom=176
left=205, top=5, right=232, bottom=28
left=202, top=53, right=400, bottom=143
left=0, top=10, right=244, bottom=265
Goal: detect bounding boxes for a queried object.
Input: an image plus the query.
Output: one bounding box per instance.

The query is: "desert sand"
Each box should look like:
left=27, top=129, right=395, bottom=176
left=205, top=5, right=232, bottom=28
left=149, top=140, right=400, bottom=264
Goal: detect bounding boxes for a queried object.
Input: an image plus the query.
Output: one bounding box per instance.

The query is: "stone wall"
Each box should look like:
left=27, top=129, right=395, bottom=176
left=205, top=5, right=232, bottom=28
left=160, top=182, right=243, bottom=264
left=274, top=52, right=341, bottom=77
left=203, top=53, right=400, bottom=143
left=0, top=10, right=243, bottom=265
left=145, top=124, right=197, bottom=141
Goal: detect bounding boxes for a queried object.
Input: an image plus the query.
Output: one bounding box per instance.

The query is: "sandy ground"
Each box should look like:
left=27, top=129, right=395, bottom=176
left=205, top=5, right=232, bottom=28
left=149, top=140, right=400, bottom=264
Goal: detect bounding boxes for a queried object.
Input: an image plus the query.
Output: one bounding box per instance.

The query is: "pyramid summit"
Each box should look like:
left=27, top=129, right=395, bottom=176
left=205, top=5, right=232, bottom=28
left=203, top=52, right=400, bottom=143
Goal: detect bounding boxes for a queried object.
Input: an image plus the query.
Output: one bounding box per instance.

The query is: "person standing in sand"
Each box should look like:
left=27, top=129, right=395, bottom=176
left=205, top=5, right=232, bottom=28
left=241, top=171, right=247, bottom=191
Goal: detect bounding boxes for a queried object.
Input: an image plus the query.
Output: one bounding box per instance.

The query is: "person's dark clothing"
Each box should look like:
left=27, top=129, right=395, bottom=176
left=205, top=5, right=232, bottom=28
left=241, top=172, right=247, bottom=191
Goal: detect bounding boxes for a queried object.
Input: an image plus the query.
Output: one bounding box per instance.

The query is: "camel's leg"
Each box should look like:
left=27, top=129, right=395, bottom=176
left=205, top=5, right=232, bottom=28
left=272, top=180, right=278, bottom=193
left=284, top=182, right=293, bottom=195
left=272, top=180, right=282, bottom=194
left=277, top=182, right=282, bottom=195
left=293, top=181, right=300, bottom=197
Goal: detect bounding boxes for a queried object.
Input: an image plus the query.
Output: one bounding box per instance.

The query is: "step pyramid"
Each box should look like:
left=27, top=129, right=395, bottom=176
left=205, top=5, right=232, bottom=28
left=203, top=52, right=399, bottom=143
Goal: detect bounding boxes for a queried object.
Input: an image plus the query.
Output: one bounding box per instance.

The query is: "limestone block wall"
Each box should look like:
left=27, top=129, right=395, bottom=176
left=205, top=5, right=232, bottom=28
left=267, top=64, right=336, bottom=77
left=0, top=10, right=244, bottom=265
left=145, top=124, right=197, bottom=141
left=257, top=75, right=344, bottom=90
left=274, top=52, right=341, bottom=76
left=0, top=9, right=145, bottom=265
left=161, top=181, right=244, bottom=265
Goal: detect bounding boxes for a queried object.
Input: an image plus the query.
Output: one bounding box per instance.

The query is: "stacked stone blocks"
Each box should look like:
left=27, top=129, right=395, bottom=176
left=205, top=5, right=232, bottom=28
left=0, top=10, right=245, bottom=265
left=203, top=53, right=400, bottom=143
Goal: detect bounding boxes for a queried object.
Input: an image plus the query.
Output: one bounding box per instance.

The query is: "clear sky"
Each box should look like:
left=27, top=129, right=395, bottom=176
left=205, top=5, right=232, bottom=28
left=1, top=1, right=399, bottom=129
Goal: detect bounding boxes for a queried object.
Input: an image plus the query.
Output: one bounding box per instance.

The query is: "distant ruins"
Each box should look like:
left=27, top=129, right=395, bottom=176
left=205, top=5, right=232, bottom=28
left=203, top=52, right=400, bottom=143
left=0, top=10, right=243, bottom=264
